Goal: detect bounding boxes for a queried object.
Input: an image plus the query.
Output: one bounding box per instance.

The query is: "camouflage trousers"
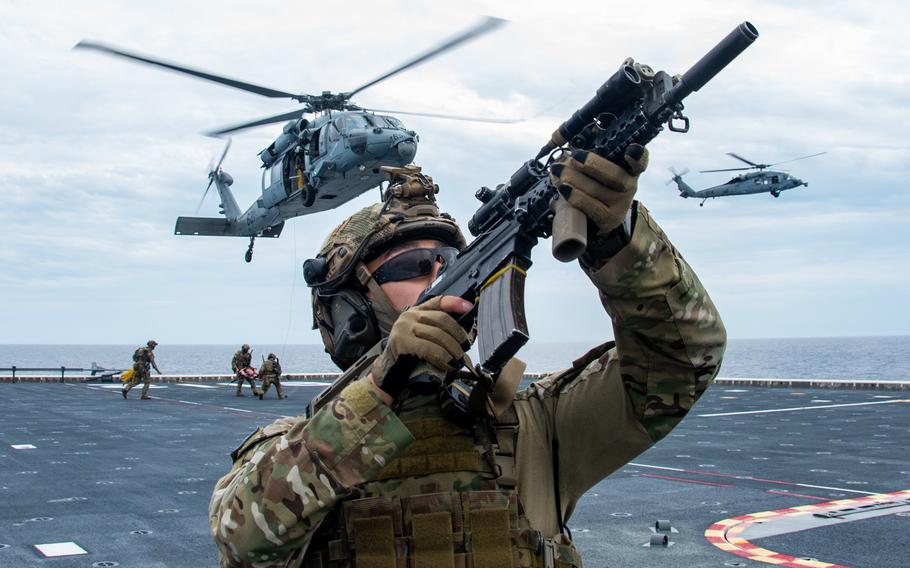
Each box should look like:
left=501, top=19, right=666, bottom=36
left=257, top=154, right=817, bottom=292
left=260, top=376, right=284, bottom=399
left=235, top=373, right=262, bottom=395
left=124, top=367, right=151, bottom=397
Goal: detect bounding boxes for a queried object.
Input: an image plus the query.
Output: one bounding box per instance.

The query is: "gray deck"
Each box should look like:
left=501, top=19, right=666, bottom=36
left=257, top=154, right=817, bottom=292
left=1, top=380, right=908, bottom=567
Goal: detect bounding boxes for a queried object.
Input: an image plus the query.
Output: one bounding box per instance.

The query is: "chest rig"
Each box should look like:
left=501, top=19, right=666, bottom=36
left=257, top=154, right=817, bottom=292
left=296, top=383, right=581, bottom=568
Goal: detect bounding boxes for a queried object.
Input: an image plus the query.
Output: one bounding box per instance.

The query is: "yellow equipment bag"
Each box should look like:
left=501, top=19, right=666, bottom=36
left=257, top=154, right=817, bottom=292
left=120, top=368, right=135, bottom=383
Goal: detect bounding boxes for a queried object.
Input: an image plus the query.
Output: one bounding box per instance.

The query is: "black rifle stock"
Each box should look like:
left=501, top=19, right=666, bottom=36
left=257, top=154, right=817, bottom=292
left=418, top=22, right=758, bottom=376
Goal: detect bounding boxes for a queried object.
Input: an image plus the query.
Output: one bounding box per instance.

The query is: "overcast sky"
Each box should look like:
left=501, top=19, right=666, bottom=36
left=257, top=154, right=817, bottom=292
left=2, top=0, right=908, bottom=346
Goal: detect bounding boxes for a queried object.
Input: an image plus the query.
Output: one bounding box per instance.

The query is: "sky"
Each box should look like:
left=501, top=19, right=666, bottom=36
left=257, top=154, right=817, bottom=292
left=1, top=0, right=908, bottom=346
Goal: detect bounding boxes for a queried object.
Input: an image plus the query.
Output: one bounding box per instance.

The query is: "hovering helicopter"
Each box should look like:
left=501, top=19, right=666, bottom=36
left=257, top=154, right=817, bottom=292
left=75, top=17, right=512, bottom=262
left=667, top=152, right=826, bottom=206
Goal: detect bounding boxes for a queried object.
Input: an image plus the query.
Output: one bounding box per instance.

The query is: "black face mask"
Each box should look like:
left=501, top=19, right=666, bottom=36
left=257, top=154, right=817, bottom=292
left=370, top=246, right=458, bottom=285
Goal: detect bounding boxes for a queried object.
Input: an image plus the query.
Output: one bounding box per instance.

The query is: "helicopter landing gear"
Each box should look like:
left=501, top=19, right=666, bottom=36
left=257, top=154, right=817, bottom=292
left=699, top=200, right=706, bottom=207
left=245, top=237, right=255, bottom=263
left=771, top=191, right=780, bottom=198
left=302, top=184, right=316, bottom=207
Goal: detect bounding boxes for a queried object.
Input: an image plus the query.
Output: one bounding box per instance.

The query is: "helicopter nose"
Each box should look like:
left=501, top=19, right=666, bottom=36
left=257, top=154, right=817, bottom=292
left=396, top=139, right=417, bottom=163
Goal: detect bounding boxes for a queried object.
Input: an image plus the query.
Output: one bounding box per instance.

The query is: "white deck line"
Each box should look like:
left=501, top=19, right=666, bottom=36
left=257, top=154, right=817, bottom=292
left=628, top=463, right=877, bottom=495
left=697, top=398, right=910, bottom=417
left=223, top=407, right=252, bottom=413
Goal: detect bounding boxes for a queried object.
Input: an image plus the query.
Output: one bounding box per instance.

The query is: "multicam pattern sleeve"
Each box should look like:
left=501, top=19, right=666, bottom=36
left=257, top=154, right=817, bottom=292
left=512, top=203, right=726, bottom=535
left=209, top=380, right=414, bottom=567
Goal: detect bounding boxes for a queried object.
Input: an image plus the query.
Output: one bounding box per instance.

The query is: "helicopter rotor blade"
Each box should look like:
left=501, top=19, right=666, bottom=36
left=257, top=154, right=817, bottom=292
left=665, top=167, right=690, bottom=184
left=196, top=178, right=215, bottom=214
left=768, top=152, right=827, bottom=167
left=75, top=40, right=306, bottom=101
left=197, top=138, right=233, bottom=213
left=345, top=16, right=506, bottom=99
left=213, top=137, right=233, bottom=171
left=700, top=167, right=753, bottom=173
left=362, top=107, right=523, bottom=124
left=726, top=152, right=765, bottom=168
left=205, top=109, right=308, bottom=137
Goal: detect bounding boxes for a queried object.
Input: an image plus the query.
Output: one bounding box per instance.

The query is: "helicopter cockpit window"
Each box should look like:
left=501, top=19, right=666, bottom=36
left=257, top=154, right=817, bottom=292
left=327, top=120, right=342, bottom=143
left=344, top=114, right=368, bottom=130
left=381, top=116, right=404, bottom=129
left=771, top=175, right=780, bottom=183
left=270, top=161, right=283, bottom=185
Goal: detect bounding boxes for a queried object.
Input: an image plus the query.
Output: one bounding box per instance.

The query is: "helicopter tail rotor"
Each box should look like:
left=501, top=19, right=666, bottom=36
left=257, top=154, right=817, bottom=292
left=197, top=138, right=232, bottom=213
left=666, top=166, right=689, bottom=184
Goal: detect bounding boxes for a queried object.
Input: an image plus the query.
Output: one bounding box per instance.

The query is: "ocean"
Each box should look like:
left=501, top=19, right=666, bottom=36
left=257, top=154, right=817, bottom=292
left=2, top=336, right=909, bottom=381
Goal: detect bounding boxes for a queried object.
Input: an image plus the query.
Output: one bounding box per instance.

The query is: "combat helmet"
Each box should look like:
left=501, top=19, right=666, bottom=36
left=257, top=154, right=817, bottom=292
left=241, top=344, right=250, bottom=353
left=147, top=340, right=158, bottom=348
left=303, top=165, right=466, bottom=370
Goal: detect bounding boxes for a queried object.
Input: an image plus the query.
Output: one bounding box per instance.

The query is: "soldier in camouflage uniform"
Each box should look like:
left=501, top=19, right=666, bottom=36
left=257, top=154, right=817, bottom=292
left=209, top=150, right=726, bottom=567
left=122, top=340, right=160, bottom=400
left=258, top=353, right=285, bottom=400
left=233, top=344, right=262, bottom=397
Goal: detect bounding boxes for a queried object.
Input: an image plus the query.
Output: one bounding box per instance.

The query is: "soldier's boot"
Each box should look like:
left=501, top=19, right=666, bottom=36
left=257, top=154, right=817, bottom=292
left=121, top=389, right=128, bottom=399
left=140, top=395, right=152, bottom=400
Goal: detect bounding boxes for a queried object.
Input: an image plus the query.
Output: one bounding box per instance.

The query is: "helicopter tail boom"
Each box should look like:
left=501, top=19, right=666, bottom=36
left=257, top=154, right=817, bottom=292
left=667, top=169, right=698, bottom=197
left=174, top=217, right=284, bottom=238
left=674, top=177, right=697, bottom=197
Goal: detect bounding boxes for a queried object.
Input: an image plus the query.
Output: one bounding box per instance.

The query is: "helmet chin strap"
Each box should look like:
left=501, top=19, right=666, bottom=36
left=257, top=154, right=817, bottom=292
left=356, top=264, right=402, bottom=338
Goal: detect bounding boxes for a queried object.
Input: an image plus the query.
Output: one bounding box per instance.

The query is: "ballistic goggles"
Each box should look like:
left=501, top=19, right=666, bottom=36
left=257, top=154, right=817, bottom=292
left=371, top=246, right=458, bottom=285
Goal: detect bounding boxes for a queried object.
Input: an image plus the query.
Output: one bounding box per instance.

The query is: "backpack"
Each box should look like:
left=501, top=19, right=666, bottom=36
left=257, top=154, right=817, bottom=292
left=133, top=348, right=142, bottom=363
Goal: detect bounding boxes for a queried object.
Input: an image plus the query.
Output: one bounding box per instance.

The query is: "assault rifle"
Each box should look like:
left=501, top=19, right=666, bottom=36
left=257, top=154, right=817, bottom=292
left=305, top=23, right=758, bottom=418
left=419, top=22, right=759, bottom=376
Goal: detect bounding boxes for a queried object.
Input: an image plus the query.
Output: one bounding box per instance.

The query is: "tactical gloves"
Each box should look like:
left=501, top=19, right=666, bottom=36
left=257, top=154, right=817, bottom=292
left=550, top=144, right=649, bottom=235
left=370, top=296, right=472, bottom=400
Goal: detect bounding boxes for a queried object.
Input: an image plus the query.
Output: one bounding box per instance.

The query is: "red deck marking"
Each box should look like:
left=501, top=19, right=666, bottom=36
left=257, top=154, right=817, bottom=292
left=640, top=473, right=734, bottom=488
left=766, top=489, right=831, bottom=501
left=705, top=489, right=910, bottom=567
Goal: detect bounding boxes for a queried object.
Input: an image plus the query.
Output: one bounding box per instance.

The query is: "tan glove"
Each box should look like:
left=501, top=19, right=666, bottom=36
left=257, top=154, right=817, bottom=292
left=370, top=296, right=473, bottom=399
left=549, top=144, right=649, bottom=234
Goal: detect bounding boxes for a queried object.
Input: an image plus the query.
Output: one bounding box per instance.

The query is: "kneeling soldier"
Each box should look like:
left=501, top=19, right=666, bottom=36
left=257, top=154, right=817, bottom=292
left=258, top=353, right=284, bottom=400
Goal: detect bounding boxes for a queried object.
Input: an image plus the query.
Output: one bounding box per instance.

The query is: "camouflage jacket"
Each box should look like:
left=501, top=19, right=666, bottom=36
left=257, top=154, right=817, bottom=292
left=232, top=351, right=252, bottom=373
left=132, top=347, right=154, bottom=372
left=209, top=204, right=726, bottom=567
left=259, top=359, right=281, bottom=380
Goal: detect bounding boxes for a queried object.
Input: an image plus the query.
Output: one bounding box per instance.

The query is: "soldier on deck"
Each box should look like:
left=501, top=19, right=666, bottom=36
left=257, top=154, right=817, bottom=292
left=258, top=353, right=285, bottom=400
left=209, top=149, right=726, bottom=567
left=122, top=340, right=160, bottom=400
left=231, top=344, right=262, bottom=397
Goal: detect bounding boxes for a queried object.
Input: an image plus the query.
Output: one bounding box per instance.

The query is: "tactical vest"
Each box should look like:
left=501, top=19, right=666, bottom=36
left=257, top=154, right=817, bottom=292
left=294, top=384, right=582, bottom=568
left=133, top=347, right=151, bottom=370
left=261, top=360, right=281, bottom=379
left=233, top=351, right=252, bottom=372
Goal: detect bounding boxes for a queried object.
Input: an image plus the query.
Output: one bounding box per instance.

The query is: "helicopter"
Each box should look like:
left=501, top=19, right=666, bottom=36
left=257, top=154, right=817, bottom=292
left=75, top=17, right=512, bottom=262
left=667, top=152, right=826, bottom=206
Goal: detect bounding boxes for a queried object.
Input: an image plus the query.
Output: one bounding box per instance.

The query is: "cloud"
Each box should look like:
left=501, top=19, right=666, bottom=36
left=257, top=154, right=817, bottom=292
left=2, top=0, right=909, bottom=343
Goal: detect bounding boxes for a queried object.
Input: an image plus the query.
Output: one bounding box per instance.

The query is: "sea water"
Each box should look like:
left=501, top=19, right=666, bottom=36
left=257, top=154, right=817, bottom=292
left=2, top=336, right=909, bottom=381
